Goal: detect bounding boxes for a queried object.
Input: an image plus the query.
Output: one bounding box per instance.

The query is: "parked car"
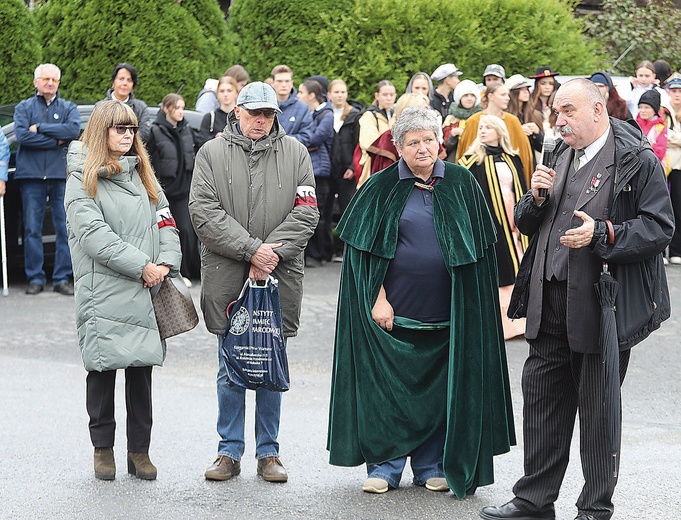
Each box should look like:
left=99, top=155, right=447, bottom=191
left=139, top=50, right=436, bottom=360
left=0, top=103, right=204, bottom=279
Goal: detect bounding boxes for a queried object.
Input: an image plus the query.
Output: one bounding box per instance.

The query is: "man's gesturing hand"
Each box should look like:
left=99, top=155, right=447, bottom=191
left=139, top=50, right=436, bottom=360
left=560, top=210, right=595, bottom=249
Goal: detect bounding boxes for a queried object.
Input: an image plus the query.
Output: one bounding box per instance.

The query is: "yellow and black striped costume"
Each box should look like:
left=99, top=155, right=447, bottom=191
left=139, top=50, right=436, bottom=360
left=459, top=152, right=528, bottom=286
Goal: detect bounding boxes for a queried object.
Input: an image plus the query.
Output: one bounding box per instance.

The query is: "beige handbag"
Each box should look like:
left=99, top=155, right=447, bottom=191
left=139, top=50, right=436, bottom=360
left=151, top=277, right=199, bottom=340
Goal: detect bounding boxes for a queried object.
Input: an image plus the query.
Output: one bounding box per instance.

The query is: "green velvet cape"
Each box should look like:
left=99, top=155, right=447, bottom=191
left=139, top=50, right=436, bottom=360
left=326, top=161, right=516, bottom=499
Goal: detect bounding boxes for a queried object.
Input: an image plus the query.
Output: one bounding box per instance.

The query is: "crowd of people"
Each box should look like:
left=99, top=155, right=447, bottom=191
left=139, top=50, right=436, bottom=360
left=8, top=56, right=679, bottom=520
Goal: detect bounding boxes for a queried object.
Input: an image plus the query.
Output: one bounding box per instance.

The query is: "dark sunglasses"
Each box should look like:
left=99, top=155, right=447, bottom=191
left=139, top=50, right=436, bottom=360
left=113, top=125, right=139, bottom=135
left=246, top=108, right=277, bottom=119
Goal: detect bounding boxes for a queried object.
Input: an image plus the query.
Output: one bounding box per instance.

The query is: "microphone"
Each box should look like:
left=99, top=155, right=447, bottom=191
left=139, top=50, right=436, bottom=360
left=538, top=137, right=556, bottom=199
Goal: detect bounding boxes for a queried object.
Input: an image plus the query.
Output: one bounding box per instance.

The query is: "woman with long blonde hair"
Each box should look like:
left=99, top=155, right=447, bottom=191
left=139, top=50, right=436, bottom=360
left=80, top=100, right=158, bottom=201
left=459, top=114, right=526, bottom=339
left=65, top=100, right=181, bottom=482
left=456, top=83, right=534, bottom=186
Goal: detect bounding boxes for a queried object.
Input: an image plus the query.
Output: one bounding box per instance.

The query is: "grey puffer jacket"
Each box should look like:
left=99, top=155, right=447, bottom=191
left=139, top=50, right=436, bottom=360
left=189, top=113, right=319, bottom=337
left=65, top=141, right=181, bottom=371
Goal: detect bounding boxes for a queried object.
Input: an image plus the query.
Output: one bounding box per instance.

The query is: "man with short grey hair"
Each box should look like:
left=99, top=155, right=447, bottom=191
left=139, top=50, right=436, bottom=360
left=189, top=81, right=318, bottom=484
left=14, top=63, right=80, bottom=295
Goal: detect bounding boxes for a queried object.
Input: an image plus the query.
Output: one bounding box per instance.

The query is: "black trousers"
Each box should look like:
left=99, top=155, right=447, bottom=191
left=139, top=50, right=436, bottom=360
left=667, top=169, right=681, bottom=256
left=327, top=174, right=357, bottom=256
left=168, top=194, right=201, bottom=280
left=512, top=280, right=630, bottom=520
left=86, top=367, right=153, bottom=453
left=305, top=177, right=333, bottom=261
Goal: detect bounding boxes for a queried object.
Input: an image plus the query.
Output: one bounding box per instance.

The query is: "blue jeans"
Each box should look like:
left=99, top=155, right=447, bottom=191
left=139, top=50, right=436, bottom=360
left=215, top=334, right=282, bottom=461
left=366, top=425, right=446, bottom=488
left=20, top=179, right=72, bottom=285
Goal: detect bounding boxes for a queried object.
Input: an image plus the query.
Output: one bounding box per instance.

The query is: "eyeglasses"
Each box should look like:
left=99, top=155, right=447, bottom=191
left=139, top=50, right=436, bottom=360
left=112, top=125, right=139, bottom=135
left=37, top=77, right=60, bottom=84
left=246, top=108, right=277, bottom=119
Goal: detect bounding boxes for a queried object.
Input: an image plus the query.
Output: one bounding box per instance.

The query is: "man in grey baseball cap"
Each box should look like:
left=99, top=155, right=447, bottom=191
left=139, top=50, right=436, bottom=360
left=236, top=81, right=282, bottom=113
left=190, top=80, right=319, bottom=484
left=430, top=63, right=463, bottom=118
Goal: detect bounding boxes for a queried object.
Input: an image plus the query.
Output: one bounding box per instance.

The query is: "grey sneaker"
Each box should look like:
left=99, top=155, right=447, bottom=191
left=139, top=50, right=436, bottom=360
left=363, top=477, right=389, bottom=493
left=425, top=477, right=449, bottom=491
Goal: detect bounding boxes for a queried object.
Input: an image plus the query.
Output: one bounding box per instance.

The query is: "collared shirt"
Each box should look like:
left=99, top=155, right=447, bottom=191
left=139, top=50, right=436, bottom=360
left=384, top=158, right=451, bottom=322
left=575, top=126, right=611, bottom=170
left=40, top=94, right=56, bottom=107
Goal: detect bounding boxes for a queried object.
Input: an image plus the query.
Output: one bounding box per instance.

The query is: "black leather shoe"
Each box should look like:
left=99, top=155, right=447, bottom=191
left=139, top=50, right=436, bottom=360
left=53, top=282, right=74, bottom=296
left=26, top=283, right=44, bottom=295
left=575, top=515, right=597, bottom=520
left=480, top=501, right=555, bottom=520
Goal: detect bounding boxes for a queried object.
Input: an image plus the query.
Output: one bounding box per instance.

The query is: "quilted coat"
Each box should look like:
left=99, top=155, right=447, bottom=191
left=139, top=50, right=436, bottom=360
left=65, top=141, right=181, bottom=371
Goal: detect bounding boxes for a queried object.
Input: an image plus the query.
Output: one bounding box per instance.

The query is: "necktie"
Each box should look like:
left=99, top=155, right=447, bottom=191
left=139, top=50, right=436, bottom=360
left=573, top=149, right=585, bottom=172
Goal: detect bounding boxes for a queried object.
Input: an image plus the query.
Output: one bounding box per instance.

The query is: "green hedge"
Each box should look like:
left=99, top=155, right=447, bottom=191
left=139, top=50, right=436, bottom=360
left=33, top=0, right=231, bottom=106
left=226, top=0, right=354, bottom=84
left=2, top=0, right=605, bottom=109
left=0, top=0, right=42, bottom=105
left=228, top=0, right=602, bottom=105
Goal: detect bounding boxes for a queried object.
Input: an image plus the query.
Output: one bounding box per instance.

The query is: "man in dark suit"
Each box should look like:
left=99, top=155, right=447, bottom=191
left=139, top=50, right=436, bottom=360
left=480, top=79, right=674, bottom=520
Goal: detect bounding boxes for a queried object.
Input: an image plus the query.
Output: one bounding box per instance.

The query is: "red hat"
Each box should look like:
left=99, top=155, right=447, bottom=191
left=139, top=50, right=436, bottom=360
left=529, top=66, right=560, bottom=79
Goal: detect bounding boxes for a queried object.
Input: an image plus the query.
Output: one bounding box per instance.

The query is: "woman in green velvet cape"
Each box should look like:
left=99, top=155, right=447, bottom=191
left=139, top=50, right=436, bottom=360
left=327, top=107, right=516, bottom=499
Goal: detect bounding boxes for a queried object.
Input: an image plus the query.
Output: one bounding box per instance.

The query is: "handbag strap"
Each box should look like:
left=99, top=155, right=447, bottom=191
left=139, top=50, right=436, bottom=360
left=150, top=276, right=190, bottom=298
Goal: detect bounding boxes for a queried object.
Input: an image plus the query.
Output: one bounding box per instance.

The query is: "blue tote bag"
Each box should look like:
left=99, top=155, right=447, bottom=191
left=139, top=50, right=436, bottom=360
left=220, top=276, right=290, bottom=392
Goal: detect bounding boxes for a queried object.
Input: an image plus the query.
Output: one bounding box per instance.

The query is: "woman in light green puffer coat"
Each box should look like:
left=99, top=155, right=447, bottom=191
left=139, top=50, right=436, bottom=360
left=64, top=100, right=181, bottom=482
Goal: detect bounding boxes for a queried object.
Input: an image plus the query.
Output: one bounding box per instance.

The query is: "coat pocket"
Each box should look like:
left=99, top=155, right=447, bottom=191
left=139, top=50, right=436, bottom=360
left=613, top=257, right=655, bottom=344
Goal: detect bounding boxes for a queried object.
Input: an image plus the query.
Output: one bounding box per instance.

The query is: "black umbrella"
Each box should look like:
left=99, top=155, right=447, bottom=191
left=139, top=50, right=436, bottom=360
left=593, top=262, right=620, bottom=478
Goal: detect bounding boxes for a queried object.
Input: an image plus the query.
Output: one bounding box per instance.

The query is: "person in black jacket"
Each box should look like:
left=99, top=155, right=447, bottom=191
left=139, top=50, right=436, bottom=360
left=298, top=80, right=335, bottom=266
left=147, top=93, right=200, bottom=282
left=327, top=78, right=363, bottom=260
left=101, top=63, right=152, bottom=142
left=196, top=75, right=239, bottom=149
left=480, top=79, right=673, bottom=520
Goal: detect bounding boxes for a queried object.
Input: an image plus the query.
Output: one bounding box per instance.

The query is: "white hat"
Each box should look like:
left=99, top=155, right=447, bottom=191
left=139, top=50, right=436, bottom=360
left=505, top=74, right=531, bottom=91
left=453, top=80, right=481, bottom=106
left=431, top=63, right=463, bottom=82
left=203, top=78, right=219, bottom=92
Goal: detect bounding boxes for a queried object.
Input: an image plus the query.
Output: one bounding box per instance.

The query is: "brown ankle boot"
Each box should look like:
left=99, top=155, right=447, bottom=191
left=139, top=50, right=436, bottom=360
left=94, top=447, right=115, bottom=480
left=127, top=451, right=157, bottom=480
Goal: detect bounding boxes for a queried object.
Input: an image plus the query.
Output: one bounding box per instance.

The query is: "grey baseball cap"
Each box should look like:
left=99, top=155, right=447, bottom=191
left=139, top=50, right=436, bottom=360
left=483, top=64, right=506, bottom=80
left=236, top=82, right=281, bottom=112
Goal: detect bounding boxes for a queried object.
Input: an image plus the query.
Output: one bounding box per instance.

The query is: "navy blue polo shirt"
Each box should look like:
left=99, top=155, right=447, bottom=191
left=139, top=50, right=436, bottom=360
left=383, top=158, right=451, bottom=322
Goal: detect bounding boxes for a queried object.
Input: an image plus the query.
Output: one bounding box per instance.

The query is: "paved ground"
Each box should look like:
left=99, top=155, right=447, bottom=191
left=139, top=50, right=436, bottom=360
left=0, top=263, right=679, bottom=519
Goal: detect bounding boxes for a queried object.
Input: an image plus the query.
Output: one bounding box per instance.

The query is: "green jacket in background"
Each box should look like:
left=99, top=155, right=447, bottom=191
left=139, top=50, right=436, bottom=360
left=65, top=141, right=182, bottom=372
left=327, top=162, right=515, bottom=499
